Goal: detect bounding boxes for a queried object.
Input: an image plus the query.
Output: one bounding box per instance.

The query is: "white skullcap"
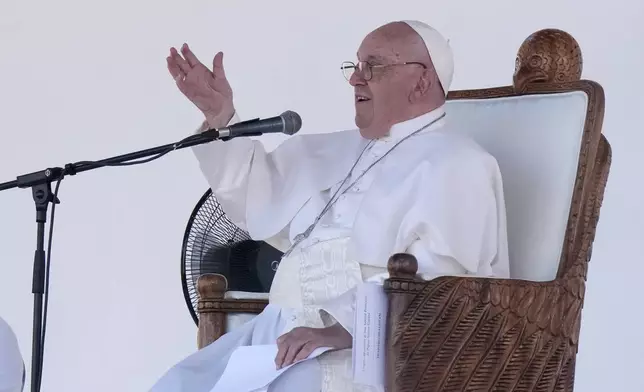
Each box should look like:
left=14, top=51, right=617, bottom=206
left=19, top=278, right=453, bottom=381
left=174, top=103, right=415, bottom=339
left=402, top=20, right=454, bottom=96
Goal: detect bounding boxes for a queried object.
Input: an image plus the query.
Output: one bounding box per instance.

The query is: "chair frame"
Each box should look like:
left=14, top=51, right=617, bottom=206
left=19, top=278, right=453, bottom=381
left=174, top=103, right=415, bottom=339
left=384, top=80, right=608, bottom=391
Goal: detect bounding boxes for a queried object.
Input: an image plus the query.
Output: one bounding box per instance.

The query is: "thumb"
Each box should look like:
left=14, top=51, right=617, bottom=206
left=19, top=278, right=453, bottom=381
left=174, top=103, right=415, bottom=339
left=212, top=51, right=226, bottom=76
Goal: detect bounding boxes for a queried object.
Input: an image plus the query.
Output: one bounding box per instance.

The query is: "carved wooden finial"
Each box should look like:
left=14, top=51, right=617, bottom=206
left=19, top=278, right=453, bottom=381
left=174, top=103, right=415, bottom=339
left=196, top=273, right=228, bottom=300
left=513, top=28, right=583, bottom=92
left=388, top=253, right=418, bottom=279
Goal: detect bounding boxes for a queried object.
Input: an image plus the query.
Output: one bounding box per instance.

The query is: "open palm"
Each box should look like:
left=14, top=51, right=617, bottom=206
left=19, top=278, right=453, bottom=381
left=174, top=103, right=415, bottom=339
left=167, top=43, right=235, bottom=127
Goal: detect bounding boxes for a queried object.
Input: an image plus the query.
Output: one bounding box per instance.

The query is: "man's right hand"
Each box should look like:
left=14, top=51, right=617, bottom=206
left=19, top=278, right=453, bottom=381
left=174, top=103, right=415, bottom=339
left=167, top=43, right=235, bottom=129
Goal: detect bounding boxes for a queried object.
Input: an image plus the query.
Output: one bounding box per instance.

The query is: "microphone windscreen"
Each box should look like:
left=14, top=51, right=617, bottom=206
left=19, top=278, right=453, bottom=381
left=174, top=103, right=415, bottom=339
left=281, top=111, right=302, bottom=135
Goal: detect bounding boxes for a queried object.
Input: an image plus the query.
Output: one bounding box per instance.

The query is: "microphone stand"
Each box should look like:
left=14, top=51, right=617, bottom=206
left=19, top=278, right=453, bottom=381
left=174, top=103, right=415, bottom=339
left=0, top=129, right=224, bottom=392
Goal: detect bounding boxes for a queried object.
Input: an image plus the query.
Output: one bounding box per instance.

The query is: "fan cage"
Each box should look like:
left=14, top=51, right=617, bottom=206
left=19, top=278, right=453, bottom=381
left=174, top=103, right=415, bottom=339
left=181, top=189, right=281, bottom=325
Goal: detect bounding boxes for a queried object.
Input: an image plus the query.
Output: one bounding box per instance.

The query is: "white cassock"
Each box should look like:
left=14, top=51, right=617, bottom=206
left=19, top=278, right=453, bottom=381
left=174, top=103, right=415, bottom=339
left=0, top=316, right=25, bottom=392
left=149, top=105, right=510, bottom=392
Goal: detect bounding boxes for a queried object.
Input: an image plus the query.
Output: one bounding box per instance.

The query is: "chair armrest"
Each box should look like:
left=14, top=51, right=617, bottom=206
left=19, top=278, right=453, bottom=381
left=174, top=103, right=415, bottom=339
left=196, top=274, right=269, bottom=349
left=384, top=254, right=583, bottom=392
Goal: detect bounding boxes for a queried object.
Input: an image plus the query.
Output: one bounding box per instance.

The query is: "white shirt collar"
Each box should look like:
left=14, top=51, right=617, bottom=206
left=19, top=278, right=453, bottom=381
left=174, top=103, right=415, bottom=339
left=377, top=105, right=447, bottom=143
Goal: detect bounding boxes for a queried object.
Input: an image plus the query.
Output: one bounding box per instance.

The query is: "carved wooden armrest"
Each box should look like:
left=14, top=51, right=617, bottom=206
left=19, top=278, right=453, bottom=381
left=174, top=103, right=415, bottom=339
left=196, top=273, right=269, bottom=349
left=385, top=254, right=582, bottom=392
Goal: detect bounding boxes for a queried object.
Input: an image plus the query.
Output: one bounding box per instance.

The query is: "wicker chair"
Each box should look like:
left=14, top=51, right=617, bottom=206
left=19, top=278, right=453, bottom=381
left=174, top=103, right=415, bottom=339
left=194, top=28, right=610, bottom=392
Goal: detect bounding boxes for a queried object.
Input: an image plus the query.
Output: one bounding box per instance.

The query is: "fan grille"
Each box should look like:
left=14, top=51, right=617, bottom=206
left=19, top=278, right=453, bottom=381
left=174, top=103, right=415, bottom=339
left=181, top=189, right=282, bottom=325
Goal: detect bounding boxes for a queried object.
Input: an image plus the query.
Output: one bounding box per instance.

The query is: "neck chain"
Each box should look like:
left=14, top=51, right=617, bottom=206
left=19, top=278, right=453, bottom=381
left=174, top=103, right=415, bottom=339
left=276, top=112, right=446, bottom=264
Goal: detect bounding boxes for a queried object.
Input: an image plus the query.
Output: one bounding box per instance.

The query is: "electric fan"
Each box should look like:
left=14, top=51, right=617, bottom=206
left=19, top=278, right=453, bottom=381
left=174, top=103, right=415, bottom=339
left=181, top=189, right=283, bottom=325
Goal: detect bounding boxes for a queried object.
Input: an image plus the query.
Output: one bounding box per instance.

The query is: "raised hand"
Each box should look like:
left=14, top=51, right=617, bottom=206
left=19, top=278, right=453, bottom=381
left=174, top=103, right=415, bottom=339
left=167, top=43, right=235, bottom=128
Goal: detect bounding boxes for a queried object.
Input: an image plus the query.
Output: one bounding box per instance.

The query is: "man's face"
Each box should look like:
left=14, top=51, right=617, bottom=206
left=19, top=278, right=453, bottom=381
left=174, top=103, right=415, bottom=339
left=350, top=25, right=427, bottom=138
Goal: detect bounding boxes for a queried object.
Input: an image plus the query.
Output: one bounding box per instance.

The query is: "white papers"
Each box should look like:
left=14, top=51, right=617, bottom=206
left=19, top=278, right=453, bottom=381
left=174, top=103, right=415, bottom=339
left=210, top=344, right=332, bottom=392
left=352, top=282, right=388, bottom=388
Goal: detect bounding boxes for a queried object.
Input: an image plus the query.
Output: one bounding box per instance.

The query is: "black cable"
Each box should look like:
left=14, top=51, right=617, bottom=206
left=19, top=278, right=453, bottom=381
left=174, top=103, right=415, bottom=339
left=73, top=151, right=171, bottom=168
left=71, top=133, right=203, bottom=170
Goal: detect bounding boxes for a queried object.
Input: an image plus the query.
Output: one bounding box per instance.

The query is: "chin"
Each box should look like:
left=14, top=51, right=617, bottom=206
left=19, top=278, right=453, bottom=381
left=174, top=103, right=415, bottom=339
left=355, top=114, right=380, bottom=139
left=354, top=114, right=370, bottom=130
left=358, top=127, right=369, bottom=138
left=359, top=128, right=385, bottom=140
left=358, top=125, right=383, bottom=139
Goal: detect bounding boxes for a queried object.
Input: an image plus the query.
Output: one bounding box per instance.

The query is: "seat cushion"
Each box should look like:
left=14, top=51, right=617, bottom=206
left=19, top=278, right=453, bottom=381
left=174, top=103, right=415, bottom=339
left=224, top=291, right=269, bottom=331
left=445, top=91, right=588, bottom=281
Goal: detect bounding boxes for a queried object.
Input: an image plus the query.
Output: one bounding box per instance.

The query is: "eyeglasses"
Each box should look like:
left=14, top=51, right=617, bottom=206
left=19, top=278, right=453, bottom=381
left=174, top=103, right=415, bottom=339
left=341, top=60, right=426, bottom=81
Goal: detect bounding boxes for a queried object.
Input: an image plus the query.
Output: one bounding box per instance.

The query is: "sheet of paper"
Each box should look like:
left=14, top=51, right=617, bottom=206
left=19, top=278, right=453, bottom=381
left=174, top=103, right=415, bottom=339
left=210, top=344, right=331, bottom=392
left=352, top=282, right=388, bottom=388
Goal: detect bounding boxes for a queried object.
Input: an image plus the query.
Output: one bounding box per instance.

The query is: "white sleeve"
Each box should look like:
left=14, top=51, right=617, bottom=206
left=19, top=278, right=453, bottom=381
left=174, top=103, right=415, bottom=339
left=192, top=111, right=242, bottom=134
left=190, top=112, right=287, bottom=241
left=317, top=288, right=358, bottom=336
left=190, top=111, right=345, bottom=248
left=191, top=112, right=261, bottom=232
left=399, top=152, right=505, bottom=277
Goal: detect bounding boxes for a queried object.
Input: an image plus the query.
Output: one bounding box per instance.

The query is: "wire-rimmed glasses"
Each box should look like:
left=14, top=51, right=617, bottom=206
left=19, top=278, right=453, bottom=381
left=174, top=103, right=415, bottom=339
left=341, top=60, right=426, bottom=81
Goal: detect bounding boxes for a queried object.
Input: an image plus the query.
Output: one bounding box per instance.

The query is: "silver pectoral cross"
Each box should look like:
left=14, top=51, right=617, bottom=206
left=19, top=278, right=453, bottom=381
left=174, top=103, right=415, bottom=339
left=292, top=223, right=315, bottom=244
left=274, top=223, right=316, bottom=270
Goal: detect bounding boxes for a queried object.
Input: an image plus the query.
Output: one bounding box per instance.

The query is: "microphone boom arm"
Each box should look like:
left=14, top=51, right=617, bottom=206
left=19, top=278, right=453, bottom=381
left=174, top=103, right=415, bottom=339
left=0, top=127, right=228, bottom=392
left=0, top=129, right=225, bottom=192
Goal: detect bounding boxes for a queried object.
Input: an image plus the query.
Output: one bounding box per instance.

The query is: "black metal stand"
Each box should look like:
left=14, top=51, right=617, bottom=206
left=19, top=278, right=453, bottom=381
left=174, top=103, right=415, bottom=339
left=30, top=180, right=59, bottom=392
left=0, top=130, right=222, bottom=392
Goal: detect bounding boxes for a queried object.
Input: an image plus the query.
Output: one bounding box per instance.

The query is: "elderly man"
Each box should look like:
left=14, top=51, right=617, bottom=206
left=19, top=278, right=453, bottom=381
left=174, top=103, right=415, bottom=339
left=150, top=20, right=509, bottom=392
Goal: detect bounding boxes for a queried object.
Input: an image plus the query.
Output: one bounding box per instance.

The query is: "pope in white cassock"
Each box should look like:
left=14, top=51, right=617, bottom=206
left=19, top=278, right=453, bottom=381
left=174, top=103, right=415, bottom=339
left=150, top=20, right=510, bottom=392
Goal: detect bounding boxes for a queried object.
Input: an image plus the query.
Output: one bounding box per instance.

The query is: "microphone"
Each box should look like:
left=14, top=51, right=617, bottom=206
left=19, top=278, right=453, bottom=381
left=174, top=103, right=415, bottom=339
left=207, top=110, right=302, bottom=139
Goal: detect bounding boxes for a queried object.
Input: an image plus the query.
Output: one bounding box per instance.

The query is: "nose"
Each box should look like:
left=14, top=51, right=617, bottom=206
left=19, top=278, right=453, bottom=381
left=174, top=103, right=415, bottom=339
left=349, top=70, right=366, bottom=86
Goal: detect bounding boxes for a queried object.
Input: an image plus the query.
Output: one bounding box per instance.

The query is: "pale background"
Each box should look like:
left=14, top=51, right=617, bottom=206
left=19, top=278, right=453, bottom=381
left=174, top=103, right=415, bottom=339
left=0, top=0, right=642, bottom=391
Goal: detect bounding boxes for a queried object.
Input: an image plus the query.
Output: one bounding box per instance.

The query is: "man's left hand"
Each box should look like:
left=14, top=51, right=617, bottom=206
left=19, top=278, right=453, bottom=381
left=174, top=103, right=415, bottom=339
left=275, top=323, right=351, bottom=369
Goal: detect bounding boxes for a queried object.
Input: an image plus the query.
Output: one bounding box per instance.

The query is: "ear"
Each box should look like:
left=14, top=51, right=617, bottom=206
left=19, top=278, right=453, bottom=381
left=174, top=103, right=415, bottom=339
left=410, top=69, right=433, bottom=102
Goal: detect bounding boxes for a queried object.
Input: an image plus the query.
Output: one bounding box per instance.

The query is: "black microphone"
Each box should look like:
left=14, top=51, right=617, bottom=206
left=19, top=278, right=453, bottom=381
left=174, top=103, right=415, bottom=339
left=206, top=110, right=302, bottom=139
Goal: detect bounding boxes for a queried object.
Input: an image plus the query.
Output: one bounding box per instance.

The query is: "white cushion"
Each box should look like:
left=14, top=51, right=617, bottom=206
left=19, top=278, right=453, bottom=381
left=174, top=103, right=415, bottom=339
left=445, top=91, right=588, bottom=281
left=223, top=291, right=269, bottom=331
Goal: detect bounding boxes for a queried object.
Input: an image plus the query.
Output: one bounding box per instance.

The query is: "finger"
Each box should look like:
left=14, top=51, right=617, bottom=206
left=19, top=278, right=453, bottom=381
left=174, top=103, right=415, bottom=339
left=281, top=340, right=306, bottom=368
left=275, top=335, right=291, bottom=369
left=293, top=342, right=317, bottom=363
left=276, top=329, right=293, bottom=346
left=170, top=47, right=192, bottom=75
left=166, top=56, right=185, bottom=81
left=212, top=51, right=226, bottom=77
left=181, top=43, right=203, bottom=68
